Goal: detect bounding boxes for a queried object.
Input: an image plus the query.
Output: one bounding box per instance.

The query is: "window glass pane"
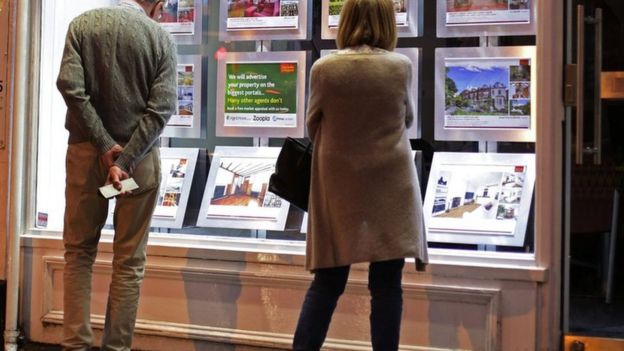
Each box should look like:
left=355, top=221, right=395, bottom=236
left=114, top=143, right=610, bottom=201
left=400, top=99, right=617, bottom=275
left=35, top=0, right=536, bottom=258
left=37, top=0, right=116, bottom=230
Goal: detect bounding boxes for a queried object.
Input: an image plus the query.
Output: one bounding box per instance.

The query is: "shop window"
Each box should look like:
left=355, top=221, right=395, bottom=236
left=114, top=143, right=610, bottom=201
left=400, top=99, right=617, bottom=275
left=33, top=0, right=537, bottom=262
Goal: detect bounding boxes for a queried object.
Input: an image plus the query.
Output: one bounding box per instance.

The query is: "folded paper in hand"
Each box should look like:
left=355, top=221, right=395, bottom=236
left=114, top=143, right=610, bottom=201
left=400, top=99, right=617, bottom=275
left=99, top=178, right=139, bottom=198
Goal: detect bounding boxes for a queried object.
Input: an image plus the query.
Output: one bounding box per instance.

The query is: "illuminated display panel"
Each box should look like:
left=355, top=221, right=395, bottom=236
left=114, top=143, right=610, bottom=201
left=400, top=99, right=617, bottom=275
left=162, top=55, right=202, bottom=138
left=435, top=46, right=537, bottom=142
left=151, top=148, right=200, bottom=228
left=216, top=51, right=307, bottom=138
left=321, top=0, right=422, bottom=39
left=219, top=0, right=309, bottom=41
left=424, top=152, right=535, bottom=247
left=197, top=146, right=290, bottom=231
left=437, top=0, right=536, bottom=37
left=158, top=0, right=203, bottom=44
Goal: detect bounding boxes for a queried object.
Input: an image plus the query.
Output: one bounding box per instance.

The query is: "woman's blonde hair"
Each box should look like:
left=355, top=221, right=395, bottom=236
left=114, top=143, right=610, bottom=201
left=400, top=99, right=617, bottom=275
left=336, top=0, right=397, bottom=51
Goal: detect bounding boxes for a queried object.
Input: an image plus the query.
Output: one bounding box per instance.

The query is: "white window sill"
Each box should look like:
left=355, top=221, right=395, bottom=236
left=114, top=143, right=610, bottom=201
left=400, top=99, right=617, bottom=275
left=21, top=228, right=547, bottom=283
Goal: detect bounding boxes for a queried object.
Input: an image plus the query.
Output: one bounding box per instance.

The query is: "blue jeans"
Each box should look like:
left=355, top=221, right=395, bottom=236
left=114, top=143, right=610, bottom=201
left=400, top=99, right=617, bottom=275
left=293, top=259, right=405, bottom=351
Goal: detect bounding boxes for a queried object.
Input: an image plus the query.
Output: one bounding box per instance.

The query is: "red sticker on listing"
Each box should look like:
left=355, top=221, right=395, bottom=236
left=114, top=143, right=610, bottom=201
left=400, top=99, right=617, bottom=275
left=37, top=212, right=48, bottom=228
left=280, top=63, right=296, bottom=74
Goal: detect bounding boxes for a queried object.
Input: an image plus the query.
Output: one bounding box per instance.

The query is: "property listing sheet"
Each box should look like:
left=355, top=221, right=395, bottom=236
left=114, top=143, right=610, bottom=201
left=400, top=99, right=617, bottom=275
left=154, top=156, right=190, bottom=219
left=445, top=0, right=530, bottom=26
left=444, top=57, right=531, bottom=130
left=168, top=64, right=195, bottom=128
left=328, top=0, right=409, bottom=27
left=159, top=0, right=196, bottom=34
left=226, top=0, right=300, bottom=30
left=224, top=62, right=298, bottom=128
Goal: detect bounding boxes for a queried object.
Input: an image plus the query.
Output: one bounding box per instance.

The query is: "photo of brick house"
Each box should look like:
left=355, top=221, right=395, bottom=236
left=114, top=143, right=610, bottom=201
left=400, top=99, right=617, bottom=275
left=457, top=81, right=508, bottom=114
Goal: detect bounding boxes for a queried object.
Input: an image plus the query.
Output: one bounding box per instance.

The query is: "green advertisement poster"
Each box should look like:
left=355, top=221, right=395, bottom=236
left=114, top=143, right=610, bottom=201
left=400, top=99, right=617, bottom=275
left=224, top=62, right=298, bottom=128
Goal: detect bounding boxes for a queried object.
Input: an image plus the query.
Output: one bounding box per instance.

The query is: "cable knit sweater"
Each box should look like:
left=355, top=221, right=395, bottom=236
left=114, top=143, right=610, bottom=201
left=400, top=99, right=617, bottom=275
left=57, top=5, right=177, bottom=172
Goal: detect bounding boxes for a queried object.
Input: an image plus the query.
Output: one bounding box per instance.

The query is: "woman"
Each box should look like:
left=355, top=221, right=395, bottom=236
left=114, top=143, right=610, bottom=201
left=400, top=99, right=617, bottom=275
left=293, top=0, right=428, bottom=350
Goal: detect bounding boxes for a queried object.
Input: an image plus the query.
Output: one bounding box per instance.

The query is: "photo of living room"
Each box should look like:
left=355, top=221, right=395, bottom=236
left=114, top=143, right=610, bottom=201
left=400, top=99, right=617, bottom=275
left=198, top=149, right=290, bottom=229
left=177, top=100, right=193, bottom=115
left=210, top=159, right=281, bottom=208
left=425, top=153, right=535, bottom=246
left=432, top=170, right=504, bottom=220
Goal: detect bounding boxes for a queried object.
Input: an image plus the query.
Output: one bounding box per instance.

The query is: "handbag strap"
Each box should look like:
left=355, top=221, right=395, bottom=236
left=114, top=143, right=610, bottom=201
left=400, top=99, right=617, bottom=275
left=295, top=139, right=312, bottom=168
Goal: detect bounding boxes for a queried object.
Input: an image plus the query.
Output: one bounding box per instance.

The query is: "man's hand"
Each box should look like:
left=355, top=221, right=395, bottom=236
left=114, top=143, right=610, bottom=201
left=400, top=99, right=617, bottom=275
left=106, top=165, right=130, bottom=192
left=101, top=144, right=123, bottom=169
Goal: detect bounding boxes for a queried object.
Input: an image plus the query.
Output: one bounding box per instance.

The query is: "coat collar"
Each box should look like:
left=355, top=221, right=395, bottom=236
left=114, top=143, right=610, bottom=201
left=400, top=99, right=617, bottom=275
left=337, top=45, right=389, bottom=55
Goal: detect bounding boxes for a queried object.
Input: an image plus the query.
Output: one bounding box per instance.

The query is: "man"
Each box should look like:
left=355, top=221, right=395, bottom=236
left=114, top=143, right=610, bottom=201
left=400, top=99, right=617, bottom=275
left=56, top=0, right=176, bottom=350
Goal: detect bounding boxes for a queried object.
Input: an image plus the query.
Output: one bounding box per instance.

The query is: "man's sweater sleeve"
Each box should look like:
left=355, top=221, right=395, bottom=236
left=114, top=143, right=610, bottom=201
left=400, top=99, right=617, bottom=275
left=56, top=21, right=117, bottom=154
left=114, top=39, right=177, bottom=173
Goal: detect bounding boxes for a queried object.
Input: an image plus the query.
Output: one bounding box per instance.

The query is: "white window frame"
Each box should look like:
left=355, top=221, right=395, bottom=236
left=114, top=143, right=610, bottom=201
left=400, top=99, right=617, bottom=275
left=22, top=0, right=554, bottom=275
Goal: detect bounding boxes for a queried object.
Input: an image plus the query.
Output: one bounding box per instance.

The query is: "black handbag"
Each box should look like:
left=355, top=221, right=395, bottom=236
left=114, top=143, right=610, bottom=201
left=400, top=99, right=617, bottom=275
left=269, top=137, right=312, bottom=211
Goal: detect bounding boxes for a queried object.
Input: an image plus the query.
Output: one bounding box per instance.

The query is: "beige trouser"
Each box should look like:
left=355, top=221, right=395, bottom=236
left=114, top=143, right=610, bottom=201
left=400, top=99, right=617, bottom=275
left=62, top=142, right=160, bottom=351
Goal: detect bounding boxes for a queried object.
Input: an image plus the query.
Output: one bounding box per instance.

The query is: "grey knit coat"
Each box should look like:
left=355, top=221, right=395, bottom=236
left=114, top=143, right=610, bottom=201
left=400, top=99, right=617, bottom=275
left=305, top=47, right=428, bottom=271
